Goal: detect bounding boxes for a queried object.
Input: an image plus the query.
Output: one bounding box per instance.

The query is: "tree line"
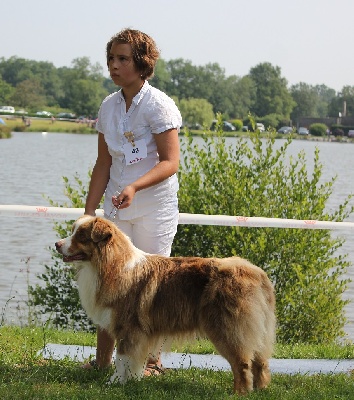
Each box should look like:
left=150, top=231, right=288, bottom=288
left=0, top=55, right=353, bottom=128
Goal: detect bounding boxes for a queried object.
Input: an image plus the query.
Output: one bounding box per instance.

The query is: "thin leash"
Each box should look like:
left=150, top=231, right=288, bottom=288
left=108, top=189, right=123, bottom=222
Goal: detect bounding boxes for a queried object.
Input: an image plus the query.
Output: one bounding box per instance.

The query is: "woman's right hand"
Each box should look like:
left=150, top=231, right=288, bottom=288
left=112, top=185, right=136, bottom=209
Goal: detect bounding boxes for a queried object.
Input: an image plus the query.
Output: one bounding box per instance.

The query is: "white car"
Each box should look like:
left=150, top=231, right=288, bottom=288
left=36, top=111, right=52, bottom=117
left=256, top=123, right=265, bottom=132
left=298, top=127, right=309, bottom=135
left=0, top=106, right=15, bottom=114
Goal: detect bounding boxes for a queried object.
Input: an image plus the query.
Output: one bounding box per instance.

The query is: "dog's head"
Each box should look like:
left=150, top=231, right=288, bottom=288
left=55, top=215, right=114, bottom=263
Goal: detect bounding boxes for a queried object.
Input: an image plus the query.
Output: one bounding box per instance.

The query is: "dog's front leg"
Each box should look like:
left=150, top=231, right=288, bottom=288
left=109, top=352, right=130, bottom=384
left=109, top=350, right=146, bottom=384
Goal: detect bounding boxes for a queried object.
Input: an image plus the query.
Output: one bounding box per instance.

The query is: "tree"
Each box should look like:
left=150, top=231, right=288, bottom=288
left=314, top=84, right=336, bottom=117
left=230, top=76, right=256, bottom=118
left=149, top=59, right=172, bottom=93
left=290, top=82, right=318, bottom=120
left=0, top=78, right=14, bottom=104
left=0, top=56, right=35, bottom=86
left=165, top=59, right=226, bottom=106
left=249, top=62, right=295, bottom=118
left=58, top=57, right=108, bottom=115
left=9, top=79, right=46, bottom=109
left=178, top=98, right=214, bottom=127
left=65, top=79, right=107, bottom=116
left=340, top=86, right=354, bottom=116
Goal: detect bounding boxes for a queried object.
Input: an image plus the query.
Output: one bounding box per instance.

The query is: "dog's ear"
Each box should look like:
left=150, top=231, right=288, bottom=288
left=91, top=218, right=112, bottom=243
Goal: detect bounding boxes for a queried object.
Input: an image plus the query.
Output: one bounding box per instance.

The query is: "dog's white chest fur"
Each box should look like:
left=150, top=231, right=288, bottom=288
left=77, top=262, right=112, bottom=330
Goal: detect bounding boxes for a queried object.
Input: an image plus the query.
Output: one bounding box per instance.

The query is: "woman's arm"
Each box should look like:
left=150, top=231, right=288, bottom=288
left=113, top=128, right=180, bottom=209
left=85, top=133, right=112, bottom=215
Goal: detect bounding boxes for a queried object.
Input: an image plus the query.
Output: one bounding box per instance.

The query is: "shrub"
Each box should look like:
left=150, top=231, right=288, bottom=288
left=173, top=127, right=353, bottom=344
left=0, top=124, right=11, bottom=138
left=309, top=123, right=328, bottom=137
left=331, top=125, right=354, bottom=136
left=28, top=172, right=97, bottom=331
left=230, top=119, right=243, bottom=131
left=261, top=113, right=283, bottom=130
left=332, top=128, right=344, bottom=137
left=28, top=128, right=353, bottom=343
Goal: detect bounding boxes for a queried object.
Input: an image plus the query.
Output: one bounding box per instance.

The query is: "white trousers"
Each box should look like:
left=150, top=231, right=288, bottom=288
left=105, top=199, right=179, bottom=256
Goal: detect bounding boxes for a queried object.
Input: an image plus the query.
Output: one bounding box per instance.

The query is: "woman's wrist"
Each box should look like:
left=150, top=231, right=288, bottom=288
left=84, top=208, right=96, bottom=216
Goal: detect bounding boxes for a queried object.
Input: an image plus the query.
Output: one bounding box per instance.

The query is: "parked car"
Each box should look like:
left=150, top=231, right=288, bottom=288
left=57, top=112, right=76, bottom=119
left=278, top=126, right=293, bottom=134
left=36, top=111, right=52, bottom=117
left=298, top=127, right=309, bottom=135
left=348, top=130, right=354, bottom=138
left=210, top=120, right=236, bottom=132
left=189, top=123, right=203, bottom=130
left=0, top=106, right=15, bottom=114
left=16, top=109, right=28, bottom=115
left=256, top=123, right=265, bottom=132
left=242, top=125, right=249, bottom=132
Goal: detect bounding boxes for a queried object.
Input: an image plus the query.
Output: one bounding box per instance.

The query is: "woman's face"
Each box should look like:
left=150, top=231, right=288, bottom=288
left=108, top=42, right=142, bottom=88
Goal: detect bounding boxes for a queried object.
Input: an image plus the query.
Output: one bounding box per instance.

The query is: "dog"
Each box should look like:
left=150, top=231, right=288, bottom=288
left=55, top=215, right=276, bottom=395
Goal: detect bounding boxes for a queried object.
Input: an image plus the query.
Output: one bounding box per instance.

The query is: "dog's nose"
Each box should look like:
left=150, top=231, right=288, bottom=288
left=55, top=241, right=62, bottom=250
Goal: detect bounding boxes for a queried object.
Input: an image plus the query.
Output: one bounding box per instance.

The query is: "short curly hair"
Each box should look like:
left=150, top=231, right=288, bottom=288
left=106, top=28, right=160, bottom=80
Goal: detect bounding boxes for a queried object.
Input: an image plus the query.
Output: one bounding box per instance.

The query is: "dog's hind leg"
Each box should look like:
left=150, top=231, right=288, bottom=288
left=224, top=351, right=254, bottom=395
left=206, top=331, right=254, bottom=395
left=252, top=352, right=271, bottom=390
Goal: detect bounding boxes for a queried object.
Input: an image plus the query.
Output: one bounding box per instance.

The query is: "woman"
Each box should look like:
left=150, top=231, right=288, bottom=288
left=83, top=28, right=182, bottom=375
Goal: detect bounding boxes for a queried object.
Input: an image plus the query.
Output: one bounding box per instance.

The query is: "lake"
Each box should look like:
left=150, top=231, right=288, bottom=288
left=0, top=132, right=353, bottom=339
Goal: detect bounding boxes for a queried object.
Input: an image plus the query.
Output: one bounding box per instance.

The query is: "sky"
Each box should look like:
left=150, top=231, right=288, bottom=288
left=1, top=0, right=353, bottom=93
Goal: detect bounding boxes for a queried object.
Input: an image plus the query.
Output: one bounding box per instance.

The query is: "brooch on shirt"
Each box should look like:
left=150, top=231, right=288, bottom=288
left=124, top=131, right=136, bottom=147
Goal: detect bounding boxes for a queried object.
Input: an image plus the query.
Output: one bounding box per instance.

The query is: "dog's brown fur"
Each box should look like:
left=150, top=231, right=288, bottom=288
left=55, top=216, right=276, bottom=395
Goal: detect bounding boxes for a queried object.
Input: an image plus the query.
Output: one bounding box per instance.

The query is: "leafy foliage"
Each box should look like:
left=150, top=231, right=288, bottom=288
left=0, top=124, right=11, bottom=138
left=309, top=123, right=328, bottom=137
left=1, top=55, right=353, bottom=120
left=248, top=62, right=296, bottom=118
left=173, top=123, right=353, bottom=344
left=178, top=98, right=215, bottom=127
left=28, top=172, right=97, bottom=331
left=230, top=119, right=243, bottom=131
left=28, top=127, right=353, bottom=343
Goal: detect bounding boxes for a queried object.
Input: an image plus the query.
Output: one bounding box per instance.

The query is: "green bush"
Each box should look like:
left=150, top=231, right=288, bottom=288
left=309, top=123, right=328, bottom=137
left=28, top=172, right=96, bottom=332
left=0, top=124, right=11, bottom=138
left=330, top=124, right=354, bottom=136
left=230, top=119, right=243, bottom=131
left=173, top=128, right=353, bottom=344
left=28, top=128, right=353, bottom=343
left=261, top=113, right=283, bottom=130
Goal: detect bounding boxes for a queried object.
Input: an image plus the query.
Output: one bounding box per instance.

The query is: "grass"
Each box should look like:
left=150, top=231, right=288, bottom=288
left=1, top=116, right=97, bottom=134
left=1, top=114, right=354, bottom=146
left=1, top=325, right=354, bottom=399
left=3, top=116, right=350, bottom=142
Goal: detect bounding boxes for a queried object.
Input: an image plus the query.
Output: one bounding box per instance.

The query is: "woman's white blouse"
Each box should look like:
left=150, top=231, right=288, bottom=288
left=96, top=81, right=182, bottom=219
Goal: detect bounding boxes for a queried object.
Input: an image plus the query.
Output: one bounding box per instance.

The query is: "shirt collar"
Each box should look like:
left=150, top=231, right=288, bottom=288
left=116, top=81, right=150, bottom=105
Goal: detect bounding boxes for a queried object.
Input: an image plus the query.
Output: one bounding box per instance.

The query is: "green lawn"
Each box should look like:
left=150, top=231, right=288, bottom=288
left=2, top=116, right=97, bottom=134
left=1, top=326, right=354, bottom=399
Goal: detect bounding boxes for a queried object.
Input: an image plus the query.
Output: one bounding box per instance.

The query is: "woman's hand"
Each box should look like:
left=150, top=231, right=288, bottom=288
left=112, top=185, right=136, bottom=209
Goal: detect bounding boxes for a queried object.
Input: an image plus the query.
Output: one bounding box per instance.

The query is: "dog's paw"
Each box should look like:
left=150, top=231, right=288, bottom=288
left=108, top=372, right=127, bottom=385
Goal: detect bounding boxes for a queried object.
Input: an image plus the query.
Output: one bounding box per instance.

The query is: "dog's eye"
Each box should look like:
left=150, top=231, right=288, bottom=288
left=76, top=230, right=91, bottom=243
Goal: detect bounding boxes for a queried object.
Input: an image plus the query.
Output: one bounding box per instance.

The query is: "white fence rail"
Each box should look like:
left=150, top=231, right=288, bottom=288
left=1, top=205, right=354, bottom=230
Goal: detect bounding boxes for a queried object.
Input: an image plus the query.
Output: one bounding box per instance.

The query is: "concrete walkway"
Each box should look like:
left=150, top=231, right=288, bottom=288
left=40, top=344, right=354, bottom=375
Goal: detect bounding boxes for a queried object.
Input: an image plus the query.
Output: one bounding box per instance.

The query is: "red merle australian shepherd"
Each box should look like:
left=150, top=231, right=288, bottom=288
left=55, top=215, right=276, bottom=395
